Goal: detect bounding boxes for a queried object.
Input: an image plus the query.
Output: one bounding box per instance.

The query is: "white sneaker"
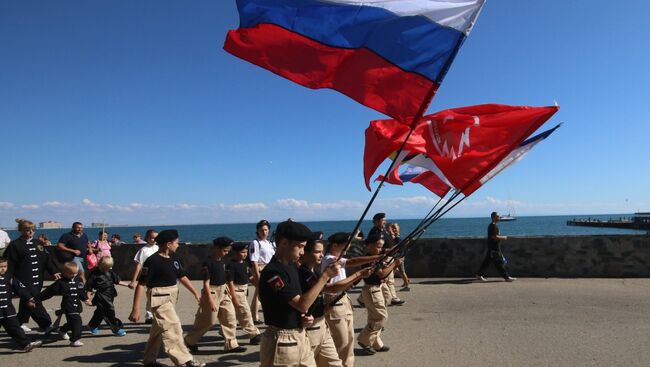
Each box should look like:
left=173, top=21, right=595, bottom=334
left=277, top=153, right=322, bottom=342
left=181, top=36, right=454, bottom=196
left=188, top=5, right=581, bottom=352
left=22, top=340, right=42, bottom=352
left=476, top=275, right=487, bottom=281
left=20, top=324, right=32, bottom=332
left=505, top=277, right=517, bottom=282
left=59, top=331, right=70, bottom=340
left=70, top=340, right=84, bottom=347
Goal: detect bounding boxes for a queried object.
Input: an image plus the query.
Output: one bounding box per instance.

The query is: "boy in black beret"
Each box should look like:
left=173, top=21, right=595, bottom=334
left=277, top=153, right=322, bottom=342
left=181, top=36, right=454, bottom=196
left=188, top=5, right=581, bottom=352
left=227, top=242, right=261, bottom=345
left=185, top=236, right=246, bottom=353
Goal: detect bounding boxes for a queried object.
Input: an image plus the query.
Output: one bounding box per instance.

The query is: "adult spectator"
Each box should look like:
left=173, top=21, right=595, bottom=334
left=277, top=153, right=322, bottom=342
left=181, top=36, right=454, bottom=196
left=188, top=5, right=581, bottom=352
left=37, top=234, right=52, bottom=247
left=5, top=218, right=60, bottom=333
left=387, top=222, right=410, bottom=291
left=56, top=222, right=91, bottom=283
left=249, top=219, right=275, bottom=324
left=90, top=230, right=112, bottom=262
left=132, top=233, right=147, bottom=244
left=111, top=234, right=125, bottom=246
left=476, top=212, right=516, bottom=282
left=0, top=227, right=11, bottom=258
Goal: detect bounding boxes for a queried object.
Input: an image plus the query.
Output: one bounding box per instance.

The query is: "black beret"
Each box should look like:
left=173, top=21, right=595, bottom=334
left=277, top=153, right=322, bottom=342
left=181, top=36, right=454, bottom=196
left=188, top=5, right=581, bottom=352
left=307, top=231, right=324, bottom=245
left=327, top=232, right=351, bottom=245
left=276, top=220, right=317, bottom=242
left=372, top=212, right=386, bottom=221
left=213, top=236, right=234, bottom=247
left=232, top=242, right=247, bottom=251
left=156, top=229, right=179, bottom=246
left=364, top=231, right=383, bottom=245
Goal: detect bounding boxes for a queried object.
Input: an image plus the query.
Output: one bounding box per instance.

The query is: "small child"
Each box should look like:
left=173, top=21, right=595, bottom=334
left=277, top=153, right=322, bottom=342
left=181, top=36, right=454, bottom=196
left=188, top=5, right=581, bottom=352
left=40, top=262, right=92, bottom=347
left=226, top=242, right=261, bottom=345
left=86, top=256, right=128, bottom=336
left=0, top=258, right=42, bottom=352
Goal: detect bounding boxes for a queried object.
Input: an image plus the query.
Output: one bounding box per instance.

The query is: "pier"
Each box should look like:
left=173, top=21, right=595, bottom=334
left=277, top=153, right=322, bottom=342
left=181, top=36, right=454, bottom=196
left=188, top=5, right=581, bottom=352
left=567, top=212, right=650, bottom=231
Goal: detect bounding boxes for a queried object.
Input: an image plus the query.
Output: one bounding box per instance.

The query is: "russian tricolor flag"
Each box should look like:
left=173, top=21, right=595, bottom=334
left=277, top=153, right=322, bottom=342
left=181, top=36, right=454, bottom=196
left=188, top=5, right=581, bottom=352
left=224, top=0, right=485, bottom=122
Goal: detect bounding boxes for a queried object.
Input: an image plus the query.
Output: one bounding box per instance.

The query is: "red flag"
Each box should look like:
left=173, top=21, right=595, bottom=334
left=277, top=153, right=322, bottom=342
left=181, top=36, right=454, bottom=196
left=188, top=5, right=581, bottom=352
left=364, top=104, right=559, bottom=194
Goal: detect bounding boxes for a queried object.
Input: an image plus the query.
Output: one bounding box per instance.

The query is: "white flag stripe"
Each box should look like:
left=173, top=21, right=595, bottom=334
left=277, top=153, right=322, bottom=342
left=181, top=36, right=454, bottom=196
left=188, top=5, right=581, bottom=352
left=479, top=141, right=541, bottom=185
left=406, top=154, right=455, bottom=188
left=325, top=0, right=485, bottom=34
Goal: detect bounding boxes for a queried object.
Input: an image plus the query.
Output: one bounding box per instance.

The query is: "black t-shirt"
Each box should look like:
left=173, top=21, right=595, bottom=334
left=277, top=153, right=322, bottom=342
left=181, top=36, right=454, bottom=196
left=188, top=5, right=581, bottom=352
left=363, top=252, right=383, bottom=285
left=298, top=265, right=325, bottom=318
left=259, top=256, right=302, bottom=329
left=487, top=223, right=501, bottom=252
left=201, top=257, right=228, bottom=286
left=57, top=232, right=89, bottom=258
left=227, top=261, right=250, bottom=285
left=140, top=253, right=186, bottom=288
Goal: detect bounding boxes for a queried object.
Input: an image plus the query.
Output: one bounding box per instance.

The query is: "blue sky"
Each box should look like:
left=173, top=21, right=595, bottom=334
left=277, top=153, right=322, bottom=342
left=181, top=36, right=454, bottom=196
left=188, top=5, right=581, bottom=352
left=1, top=1, right=649, bottom=227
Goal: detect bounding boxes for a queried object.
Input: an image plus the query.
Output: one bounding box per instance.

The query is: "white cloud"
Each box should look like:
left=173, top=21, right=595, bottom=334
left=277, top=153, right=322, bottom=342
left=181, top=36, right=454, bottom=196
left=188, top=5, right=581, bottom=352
left=43, top=201, right=67, bottom=208
left=0, top=202, right=14, bottom=209
left=20, top=204, right=39, bottom=209
left=276, top=198, right=363, bottom=210
left=229, top=203, right=268, bottom=211
left=82, top=198, right=100, bottom=207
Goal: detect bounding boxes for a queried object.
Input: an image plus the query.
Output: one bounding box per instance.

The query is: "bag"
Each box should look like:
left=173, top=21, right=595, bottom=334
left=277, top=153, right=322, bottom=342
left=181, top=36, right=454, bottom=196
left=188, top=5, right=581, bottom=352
left=86, top=252, right=98, bottom=270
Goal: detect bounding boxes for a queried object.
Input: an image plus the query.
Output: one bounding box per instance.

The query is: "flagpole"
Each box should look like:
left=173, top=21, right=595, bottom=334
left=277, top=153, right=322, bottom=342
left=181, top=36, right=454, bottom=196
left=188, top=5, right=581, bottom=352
left=337, top=87, right=438, bottom=260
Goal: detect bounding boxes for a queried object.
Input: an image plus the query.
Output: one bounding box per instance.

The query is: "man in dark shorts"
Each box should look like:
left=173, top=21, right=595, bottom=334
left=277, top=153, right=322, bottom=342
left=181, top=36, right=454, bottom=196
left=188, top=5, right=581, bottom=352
left=57, top=222, right=90, bottom=282
left=476, top=212, right=516, bottom=282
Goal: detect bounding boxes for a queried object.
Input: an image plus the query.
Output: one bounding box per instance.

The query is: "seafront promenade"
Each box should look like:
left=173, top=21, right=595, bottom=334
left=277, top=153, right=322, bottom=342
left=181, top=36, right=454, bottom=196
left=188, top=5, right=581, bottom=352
left=3, top=278, right=650, bottom=366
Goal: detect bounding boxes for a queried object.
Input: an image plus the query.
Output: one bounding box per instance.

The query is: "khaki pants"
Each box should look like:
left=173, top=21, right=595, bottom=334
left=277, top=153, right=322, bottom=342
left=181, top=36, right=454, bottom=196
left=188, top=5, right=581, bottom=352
left=251, top=263, right=265, bottom=322
left=143, top=285, right=194, bottom=366
left=382, top=271, right=398, bottom=304
left=358, top=284, right=387, bottom=349
left=260, top=326, right=315, bottom=367
left=185, top=284, right=239, bottom=350
left=306, top=317, right=343, bottom=367
left=324, top=295, right=354, bottom=367
left=233, top=283, right=260, bottom=337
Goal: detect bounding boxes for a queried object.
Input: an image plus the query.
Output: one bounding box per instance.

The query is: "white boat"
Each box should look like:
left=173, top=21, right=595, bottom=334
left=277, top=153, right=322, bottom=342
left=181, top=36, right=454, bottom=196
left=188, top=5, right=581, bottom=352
left=499, top=214, right=516, bottom=221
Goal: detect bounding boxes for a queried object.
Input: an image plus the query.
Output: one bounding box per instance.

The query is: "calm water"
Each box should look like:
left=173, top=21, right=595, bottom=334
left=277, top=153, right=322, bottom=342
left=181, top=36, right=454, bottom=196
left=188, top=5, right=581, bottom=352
left=4, top=214, right=646, bottom=244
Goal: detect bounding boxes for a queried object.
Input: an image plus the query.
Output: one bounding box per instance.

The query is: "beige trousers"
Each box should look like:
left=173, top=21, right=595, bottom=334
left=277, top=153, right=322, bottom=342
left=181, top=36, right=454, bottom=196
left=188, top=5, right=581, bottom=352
left=143, top=285, right=194, bottom=366
left=185, top=284, right=239, bottom=350
left=382, top=270, right=398, bottom=304
left=260, top=326, right=315, bottom=367
left=324, top=295, right=354, bottom=367
left=357, top=284, right=388, bottom=349
left=233, top=283, right=260, bottom=337
left=306, top=317, right=343, bottom=367
left=251, top=263, right=265, bottom=322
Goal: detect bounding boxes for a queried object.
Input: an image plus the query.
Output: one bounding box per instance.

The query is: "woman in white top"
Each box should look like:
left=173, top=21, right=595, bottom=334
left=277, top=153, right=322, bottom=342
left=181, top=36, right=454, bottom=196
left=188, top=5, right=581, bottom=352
left=248, top=220, right=275, bottom=323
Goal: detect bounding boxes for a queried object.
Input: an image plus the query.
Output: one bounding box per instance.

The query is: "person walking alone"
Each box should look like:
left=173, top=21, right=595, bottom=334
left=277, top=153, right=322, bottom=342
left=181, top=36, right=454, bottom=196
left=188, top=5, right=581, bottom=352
left=476, top=212, right=516, bottom=282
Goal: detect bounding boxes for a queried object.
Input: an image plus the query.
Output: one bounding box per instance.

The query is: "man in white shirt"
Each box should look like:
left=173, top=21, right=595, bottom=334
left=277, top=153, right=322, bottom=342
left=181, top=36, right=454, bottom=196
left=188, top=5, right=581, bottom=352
left=248, top=220, right=275, bottom=323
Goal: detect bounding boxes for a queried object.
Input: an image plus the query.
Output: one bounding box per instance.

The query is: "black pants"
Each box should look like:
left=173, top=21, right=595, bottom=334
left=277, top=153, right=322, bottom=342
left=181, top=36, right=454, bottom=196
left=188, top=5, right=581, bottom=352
left=476, top=250, right=510, bottom=279
left=17, top=288, right=52, bottom=329
left=60, top=313, right=82, bottom=342
left=1, top=315, right=31, bottom=348
left=88, top=298, right=123, bottom=332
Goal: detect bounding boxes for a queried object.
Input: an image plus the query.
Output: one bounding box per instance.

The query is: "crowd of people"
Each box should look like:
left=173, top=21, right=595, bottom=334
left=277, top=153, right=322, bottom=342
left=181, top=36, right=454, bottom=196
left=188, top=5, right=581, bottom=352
left=0, top=211, right=515, bottom=366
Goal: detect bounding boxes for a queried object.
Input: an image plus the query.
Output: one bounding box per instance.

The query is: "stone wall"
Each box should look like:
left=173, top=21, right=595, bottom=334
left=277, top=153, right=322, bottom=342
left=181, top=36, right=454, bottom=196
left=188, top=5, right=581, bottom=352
left=404, top=235, right=650, bottom=278
left=91, top=235, right=650, bottom=280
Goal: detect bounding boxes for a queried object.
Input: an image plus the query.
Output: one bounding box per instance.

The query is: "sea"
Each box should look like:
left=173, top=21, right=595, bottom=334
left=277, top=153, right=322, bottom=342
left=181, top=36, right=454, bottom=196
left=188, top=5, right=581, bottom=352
left=4, top=214, right=646, bottom=244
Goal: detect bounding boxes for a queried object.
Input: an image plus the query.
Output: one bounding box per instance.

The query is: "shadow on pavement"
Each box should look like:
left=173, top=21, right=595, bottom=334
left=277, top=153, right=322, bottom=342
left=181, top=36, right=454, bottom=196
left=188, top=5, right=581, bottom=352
left=417, top=278, right=502, bottom=285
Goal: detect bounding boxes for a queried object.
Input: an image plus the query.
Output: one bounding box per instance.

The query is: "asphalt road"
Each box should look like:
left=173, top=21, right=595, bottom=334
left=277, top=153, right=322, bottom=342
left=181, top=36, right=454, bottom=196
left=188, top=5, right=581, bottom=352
left=2, top=278, right=650, bottom=366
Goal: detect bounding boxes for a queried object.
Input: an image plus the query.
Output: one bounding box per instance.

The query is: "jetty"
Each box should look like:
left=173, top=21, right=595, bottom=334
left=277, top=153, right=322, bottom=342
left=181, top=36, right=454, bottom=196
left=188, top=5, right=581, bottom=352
left=567, top=212, right=650, bottom=231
